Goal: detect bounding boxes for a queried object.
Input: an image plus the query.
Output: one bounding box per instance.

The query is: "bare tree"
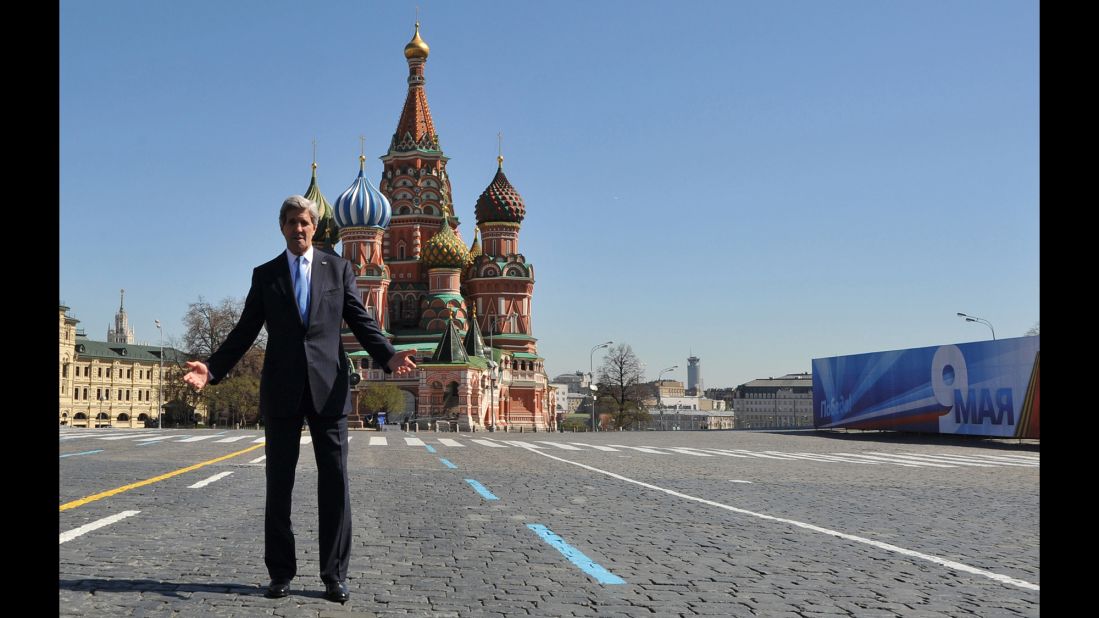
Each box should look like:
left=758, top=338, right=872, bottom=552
left=180, top=296, right=266, bottom=426
left=182, top=296, right=267, bottom=359
left=1025, top=321, right=1040, bottom=336
left=596, top=343, right=650, bottom=429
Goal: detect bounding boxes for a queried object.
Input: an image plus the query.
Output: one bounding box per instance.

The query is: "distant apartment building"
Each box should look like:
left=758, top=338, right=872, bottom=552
left=732, top=372, right=813, bottom=429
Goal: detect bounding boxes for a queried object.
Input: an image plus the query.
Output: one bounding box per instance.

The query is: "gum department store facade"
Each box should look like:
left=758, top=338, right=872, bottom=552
left=60, top=24, right=554, bottom=431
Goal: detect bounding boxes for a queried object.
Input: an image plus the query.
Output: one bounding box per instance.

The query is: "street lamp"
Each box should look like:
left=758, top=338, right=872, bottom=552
left=956, top=312, right=996, bottom=340
left=155, top=319, right=163, bottom=429
left=589, top=341, right=612, bottom=431
left=657, top=365, right=678, bottom=431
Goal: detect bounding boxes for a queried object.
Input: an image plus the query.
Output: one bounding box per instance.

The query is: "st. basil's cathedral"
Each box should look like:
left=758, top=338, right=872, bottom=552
left=305, top=24, right=553, bottom=431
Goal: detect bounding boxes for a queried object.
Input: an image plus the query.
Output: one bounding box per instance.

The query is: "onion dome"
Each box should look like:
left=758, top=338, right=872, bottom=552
left=304, top=162, right=339, bottom=246
left=474, top=156, right=526, bottom=225
left=404, top=22, right=430, bottom=59
left=421, top=215, right=469, bottom=269
left=467, top=228, right=481, bottom=266
left=334, top=155, right=392, bottom=229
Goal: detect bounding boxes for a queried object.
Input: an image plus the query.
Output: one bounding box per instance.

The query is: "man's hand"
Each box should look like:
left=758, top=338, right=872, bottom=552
left=387, top=350, right=418, bottom=376
left=183, top=361, right=211, bottom=391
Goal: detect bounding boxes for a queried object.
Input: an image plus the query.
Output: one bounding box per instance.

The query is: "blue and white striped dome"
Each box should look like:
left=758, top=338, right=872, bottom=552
left=334, top=156, right=392, bottom=229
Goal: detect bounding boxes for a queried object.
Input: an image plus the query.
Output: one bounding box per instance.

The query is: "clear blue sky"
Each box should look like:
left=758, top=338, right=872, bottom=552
left=60, top=0, right=1039, bottom=389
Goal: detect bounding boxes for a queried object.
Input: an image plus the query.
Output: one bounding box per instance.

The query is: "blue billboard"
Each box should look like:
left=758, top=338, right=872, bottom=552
left=812, top=336, right=1040, bottom=438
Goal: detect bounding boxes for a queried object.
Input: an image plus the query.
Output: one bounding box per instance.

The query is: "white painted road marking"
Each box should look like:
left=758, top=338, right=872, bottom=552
left=833, top=453, right=952, bottom=467
left=520, top=446, right=1040, bottom=592
left=300, top=436, right=312, bottom=445
left=664, top=447, right=714, bottom=457
left=252, top=437, right=266, bottom=444
left=369, top=436, right=388, bottom=446
left=60, top=510, right=140, bottom=544
left=729, top=480, right=753, bottom=484
left=927, top=453, right=1038, bottom=467
left=135, top=435, right=184, bottom=443
left=404, top=437, right=426, bottom=446
left=608, top=444, right=669, bottom=455
left=568, top=443, right=620, bottom=452
left=500, top=440, right=544, bottom=448
left=537, top=441, right=582, bottom=450
left=178, top=435, right=219, bottom=443
left=868, top=452, right=995, bottom=467
left=471, top=439, right=507, bottom=448
left=214, top=436, right=251, bottom=443
left=188, top=471, right=234, bottom=488
left=249, top=456, right=266, bottom=463
left=98, top=433, right=157, bottom=441
left=438, top=438, right=465, bottom=447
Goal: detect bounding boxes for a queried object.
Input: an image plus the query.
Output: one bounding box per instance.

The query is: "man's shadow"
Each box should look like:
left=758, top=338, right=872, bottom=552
left=58, top=579, right=333, bottom=600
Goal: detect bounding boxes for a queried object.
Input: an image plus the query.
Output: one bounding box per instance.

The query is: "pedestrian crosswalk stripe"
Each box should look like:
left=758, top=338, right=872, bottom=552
left=833, top=453, right=954, bottom=467
left=607, top=445, right=669, bottom=455
left=252, top=437, right=266, bottom=443
left=178, top=435, right=219, bottom=443
left=438, top=438, right=464, bottom=447
left=930, top=452, right=1038, bottom=466
left=696, top=448, right=750, bottom=458
left=471, top=439, right=506, bottom=448
left=568, top=443, right=620, bottom=451
left=250, top=455, right=266, bottom=463
left=404, top=437, right=425, bottom=446
left=536, top=441, right=582, bottom=450
left=214, top=436, right=250, bottom=443
left=135, top=435, right=184, bottom=443
left=98, top=433, right=158, bottom=441
left=369, top=436, right=388, bottom=446
left=663, top=447, right=713, bottom=457
left=868, top=452, right=995, bottom=467
left=500, top=440, right=543, bottom=448
left=788, top=452, right=879, bottom=464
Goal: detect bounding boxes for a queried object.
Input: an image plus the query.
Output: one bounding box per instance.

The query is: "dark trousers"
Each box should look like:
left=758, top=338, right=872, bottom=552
left=263, top=386, right=352, bottom=584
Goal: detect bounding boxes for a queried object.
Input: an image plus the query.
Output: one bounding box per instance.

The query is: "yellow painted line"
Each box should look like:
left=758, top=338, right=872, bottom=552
left=59, top=443, right=265, bottom=512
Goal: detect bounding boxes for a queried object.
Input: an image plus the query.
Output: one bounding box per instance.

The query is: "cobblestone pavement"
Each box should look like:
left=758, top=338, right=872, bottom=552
left=59, top=428, right=1039, bottom=616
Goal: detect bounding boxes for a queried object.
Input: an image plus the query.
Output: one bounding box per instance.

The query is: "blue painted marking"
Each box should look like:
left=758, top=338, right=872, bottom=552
left=440, top=458, right=457, bottom=469
left=526, top=524, right=626, bottom=585
left=464, top=479, right=499, bottom=501
left=60, top=449, right=104, bottom=458
left=425, top=445, right=437, bottom=453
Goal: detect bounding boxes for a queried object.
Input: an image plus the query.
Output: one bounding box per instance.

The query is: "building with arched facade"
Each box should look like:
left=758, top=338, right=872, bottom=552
left=308, top=23, right=553, bottom=431
left=58, top=303, right=199, bottom=428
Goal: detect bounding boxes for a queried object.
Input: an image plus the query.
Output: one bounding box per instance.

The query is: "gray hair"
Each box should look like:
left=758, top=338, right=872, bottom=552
left=279, top=195, right=319, bottom=227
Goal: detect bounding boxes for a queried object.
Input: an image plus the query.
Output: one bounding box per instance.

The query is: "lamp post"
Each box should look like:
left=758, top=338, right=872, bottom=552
left=589, top=341, right=612, bottom=431
left=657, top=365, right=678, bottom=431
left=956, top=312, right=996, bottom=340
left=155, top=319, right=163, bottom=429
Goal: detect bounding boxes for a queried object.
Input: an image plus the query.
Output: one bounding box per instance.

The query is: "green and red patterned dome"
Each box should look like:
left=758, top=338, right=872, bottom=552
left=421, top=216, right=469, bottom=269
left=474, top=156, right=526, bottom=225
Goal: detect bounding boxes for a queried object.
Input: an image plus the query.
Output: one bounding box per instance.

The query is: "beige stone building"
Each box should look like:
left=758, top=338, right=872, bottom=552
left=59, top=304, right=195, bottom=428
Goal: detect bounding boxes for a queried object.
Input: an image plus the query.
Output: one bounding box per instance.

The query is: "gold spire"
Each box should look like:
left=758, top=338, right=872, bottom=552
left=404, top=21, right=430, bottom=59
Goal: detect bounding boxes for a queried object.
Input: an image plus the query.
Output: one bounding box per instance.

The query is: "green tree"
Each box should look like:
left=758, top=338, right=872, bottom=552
left=360, top=383, right=406, bottom=413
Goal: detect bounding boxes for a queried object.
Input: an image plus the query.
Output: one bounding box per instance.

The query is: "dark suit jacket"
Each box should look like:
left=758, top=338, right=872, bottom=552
left=206, top=250, right=396, bottom=418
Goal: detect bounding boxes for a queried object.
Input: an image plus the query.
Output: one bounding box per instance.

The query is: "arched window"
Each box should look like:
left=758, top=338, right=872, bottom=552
left=118, top=413, right=130, bottom=422
left=398, top=243, right=406, bottom=260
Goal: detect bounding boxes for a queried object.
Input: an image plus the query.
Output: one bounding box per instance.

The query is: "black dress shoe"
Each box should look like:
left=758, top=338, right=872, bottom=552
left=323, top=580, right=349, bottom=603
left=265, top=579, right=291, bottom=598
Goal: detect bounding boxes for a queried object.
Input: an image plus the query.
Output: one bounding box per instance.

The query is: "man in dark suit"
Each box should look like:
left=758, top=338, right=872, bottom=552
left=183, top=195, right=416, bottom=603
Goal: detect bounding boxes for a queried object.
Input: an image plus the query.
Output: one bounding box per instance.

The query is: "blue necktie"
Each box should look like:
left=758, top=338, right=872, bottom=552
left=295, top=256, right=309, bottom=327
